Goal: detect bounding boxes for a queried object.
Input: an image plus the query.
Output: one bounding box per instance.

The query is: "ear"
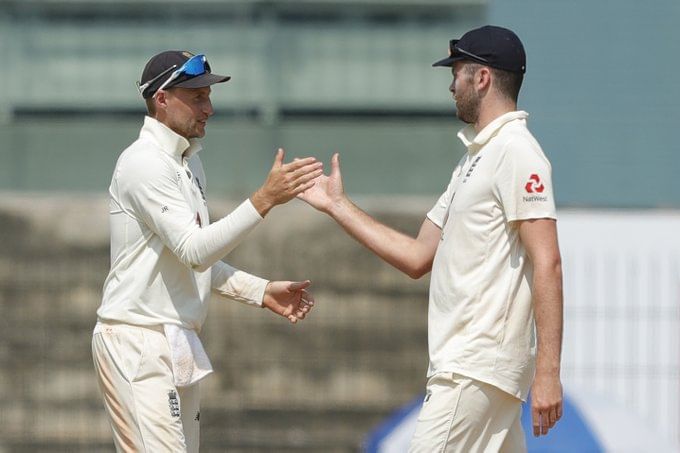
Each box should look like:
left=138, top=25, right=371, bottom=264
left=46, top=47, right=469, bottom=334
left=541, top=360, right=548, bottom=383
left=154, top=90, right=169, bottom=111
left=476, top=66, right=492, bottom=91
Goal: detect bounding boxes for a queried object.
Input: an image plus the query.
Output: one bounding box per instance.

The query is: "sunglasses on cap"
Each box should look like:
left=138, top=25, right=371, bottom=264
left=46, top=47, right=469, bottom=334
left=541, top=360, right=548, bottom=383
left=136, top=54, right=209, bottom=97
left=444, top=38, right=491, bottom=65
left=453, top=45, right=489, bottom=64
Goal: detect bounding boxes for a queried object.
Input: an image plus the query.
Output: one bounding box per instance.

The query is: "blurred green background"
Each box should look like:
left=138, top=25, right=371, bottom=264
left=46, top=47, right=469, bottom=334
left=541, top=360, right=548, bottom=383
left=1, top=0, right=678, bottom=206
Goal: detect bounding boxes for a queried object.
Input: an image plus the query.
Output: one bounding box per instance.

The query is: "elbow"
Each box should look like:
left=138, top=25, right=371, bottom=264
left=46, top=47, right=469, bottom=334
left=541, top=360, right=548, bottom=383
left=178, top=251, right=212, bottom=272
left=534, top=254, right=563, bottom=280
left=549, top=255, right=563, bottom=275
left=403, top=253, right=434, bottom=279
left=175, top=230, right=219, bottom=272
left=176, top=245, right=214, bottom=273
left=405, top=262, right=431, bottom=280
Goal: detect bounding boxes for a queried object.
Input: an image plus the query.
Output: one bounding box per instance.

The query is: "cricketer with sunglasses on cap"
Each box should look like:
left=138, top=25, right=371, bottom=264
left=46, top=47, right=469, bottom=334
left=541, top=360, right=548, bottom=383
left=299, top=26, right=564, bottom=451
left=92, top=50, right=323, bottom=452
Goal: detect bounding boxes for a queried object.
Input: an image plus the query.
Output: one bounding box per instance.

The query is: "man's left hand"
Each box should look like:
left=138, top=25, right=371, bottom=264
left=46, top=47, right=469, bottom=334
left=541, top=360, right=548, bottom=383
left=262, top=280, right=315, bottom=323
left=530, top=372, right=563, bottom=436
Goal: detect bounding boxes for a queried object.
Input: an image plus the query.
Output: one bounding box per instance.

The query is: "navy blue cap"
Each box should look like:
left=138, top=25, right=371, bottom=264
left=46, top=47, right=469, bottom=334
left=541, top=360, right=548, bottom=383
left=432, top=25, right=526, bottom=74
left=139, top=50, right=230, bottom=99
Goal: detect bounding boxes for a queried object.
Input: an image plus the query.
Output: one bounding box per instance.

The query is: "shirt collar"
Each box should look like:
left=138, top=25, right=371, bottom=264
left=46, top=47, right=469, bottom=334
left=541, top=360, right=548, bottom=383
left=457, top=110, right=529, bottom=154
left=139, top=116, right=203, bottom=161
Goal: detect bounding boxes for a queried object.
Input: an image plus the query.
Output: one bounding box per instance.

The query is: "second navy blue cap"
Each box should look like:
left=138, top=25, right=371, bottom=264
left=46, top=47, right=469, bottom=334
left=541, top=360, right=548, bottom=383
left=432, top=25, right=526, bottom=74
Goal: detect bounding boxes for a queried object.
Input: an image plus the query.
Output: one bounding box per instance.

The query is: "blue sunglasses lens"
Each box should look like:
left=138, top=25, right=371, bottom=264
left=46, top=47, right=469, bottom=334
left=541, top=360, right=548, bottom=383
left=181, top=55, right=207, bottom=76
left=150, top=53, right=211, bottom=95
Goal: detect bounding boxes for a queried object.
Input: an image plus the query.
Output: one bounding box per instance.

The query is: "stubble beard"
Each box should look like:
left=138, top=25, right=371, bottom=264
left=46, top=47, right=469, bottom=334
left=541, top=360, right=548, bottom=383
left=183, top=120, right=206, bottom=140
left=455, top=90, right=481, bottom=125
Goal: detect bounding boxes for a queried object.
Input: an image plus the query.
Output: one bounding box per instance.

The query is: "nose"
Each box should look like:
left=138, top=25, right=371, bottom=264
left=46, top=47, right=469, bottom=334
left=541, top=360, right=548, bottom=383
left=449, top=80, right=455, bottom=94
left=204, top=98, right=214, bottom=117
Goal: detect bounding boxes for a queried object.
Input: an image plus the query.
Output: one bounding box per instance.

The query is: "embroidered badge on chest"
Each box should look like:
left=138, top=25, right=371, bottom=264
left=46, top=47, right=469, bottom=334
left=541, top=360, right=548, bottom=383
left=462, top=155, right=482, bottom=183
left=195, top=178, right=206, bottom=202
left=168, top=390, right=180, bottom=418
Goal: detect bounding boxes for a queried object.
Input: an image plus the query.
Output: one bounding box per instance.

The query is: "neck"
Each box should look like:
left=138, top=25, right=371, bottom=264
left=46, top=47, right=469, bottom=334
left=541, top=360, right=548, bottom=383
left=474, top=98, right=517, bottom=132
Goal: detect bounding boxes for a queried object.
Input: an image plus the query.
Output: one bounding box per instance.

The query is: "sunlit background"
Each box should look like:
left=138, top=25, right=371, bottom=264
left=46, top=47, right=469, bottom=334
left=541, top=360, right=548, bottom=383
left=0, top=0, right=679, bottom=452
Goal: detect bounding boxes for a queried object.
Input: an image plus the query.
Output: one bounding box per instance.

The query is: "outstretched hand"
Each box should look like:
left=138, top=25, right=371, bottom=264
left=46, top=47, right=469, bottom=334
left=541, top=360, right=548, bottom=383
left=251, top=148, right=324, bottom=216
left=297, top=152, right=344, bottom=214
left=262, top=280, right=315, bottom=324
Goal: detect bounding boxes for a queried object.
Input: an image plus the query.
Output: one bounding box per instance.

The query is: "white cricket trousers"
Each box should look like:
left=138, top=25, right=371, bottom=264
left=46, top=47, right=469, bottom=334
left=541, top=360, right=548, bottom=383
left=409, top=373, right=526, bottom=453
left=92, top=323, right=201, bottom=453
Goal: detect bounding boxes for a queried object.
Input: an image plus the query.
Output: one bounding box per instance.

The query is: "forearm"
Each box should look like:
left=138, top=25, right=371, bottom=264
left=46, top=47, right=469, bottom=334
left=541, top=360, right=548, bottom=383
left=533, top=260, right=563, bottom=375
left=211, top=260, right=268, bottom=307
left=328, top=197, right=433, bottom=279
left=178, top=200, right=262, bottom=272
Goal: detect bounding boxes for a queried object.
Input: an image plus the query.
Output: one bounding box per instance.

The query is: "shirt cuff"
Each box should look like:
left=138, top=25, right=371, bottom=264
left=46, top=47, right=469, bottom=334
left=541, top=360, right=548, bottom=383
left=242, top=198, right=264, bottom=221
left=426, top=211, right=445, bottom=229
left=212, top=263, right=269, bottom=307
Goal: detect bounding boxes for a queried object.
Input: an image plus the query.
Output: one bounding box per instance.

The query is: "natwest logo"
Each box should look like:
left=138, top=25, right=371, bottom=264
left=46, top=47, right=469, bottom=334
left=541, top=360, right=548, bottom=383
left=525, top=174, right=545, bottom=193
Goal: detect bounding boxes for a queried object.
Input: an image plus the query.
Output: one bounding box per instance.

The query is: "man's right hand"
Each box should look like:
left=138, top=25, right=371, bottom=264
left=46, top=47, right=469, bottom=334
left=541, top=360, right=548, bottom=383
left=297, top=152, right=345, bottom=215
left=298, top=152, right=439, bottom=279
left=250, top=148, right=323, bottom=217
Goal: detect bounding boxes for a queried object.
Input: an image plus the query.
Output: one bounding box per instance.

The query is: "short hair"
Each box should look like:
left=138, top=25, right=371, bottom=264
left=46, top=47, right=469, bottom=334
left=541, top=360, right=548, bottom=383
left=145, top=98, right=156, bottom=116
left=490, top=67, right=523, bottom=102
left=462, top=62, right=484, bottom=79
left=462, top=63, right=524, bottom=102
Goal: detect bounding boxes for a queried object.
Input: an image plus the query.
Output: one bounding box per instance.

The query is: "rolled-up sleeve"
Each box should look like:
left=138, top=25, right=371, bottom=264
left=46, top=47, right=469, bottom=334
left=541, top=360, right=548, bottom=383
left=211, top=260, right=268, bottom=307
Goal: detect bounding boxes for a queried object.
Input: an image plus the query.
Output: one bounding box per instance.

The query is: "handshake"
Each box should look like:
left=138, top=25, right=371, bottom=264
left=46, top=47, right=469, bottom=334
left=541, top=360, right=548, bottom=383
left=249, top=147, right=345, bottom=218
left=248, top=148, right=347, bottom=325
left=249, top=147, right=434, bottom=326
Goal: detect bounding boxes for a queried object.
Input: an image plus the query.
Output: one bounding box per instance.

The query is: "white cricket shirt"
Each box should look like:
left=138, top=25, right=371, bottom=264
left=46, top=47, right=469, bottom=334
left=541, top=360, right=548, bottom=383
left=97, top=116, right=268, bottom=331
left=426, top=111, right=556, bottom=400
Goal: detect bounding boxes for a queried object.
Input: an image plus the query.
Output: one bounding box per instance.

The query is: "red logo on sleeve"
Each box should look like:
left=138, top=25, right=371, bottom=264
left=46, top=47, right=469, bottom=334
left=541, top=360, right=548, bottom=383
left=525, top=174, right=545, bottom=193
